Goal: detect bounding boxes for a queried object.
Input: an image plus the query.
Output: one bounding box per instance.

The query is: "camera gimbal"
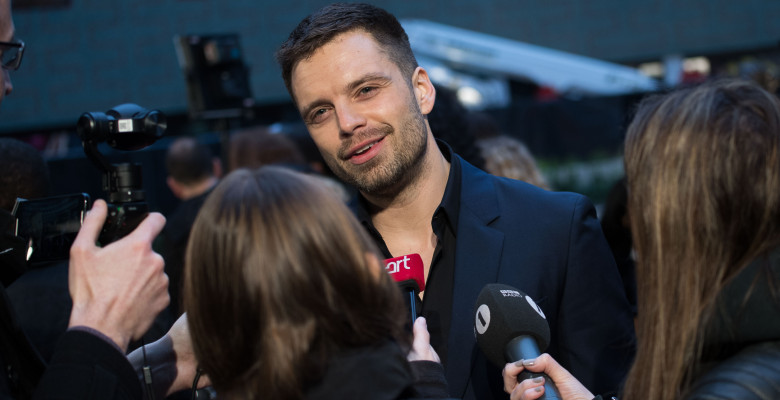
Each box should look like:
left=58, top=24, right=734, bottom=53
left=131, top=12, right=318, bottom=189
left=77, top=104, right=166, bottom=244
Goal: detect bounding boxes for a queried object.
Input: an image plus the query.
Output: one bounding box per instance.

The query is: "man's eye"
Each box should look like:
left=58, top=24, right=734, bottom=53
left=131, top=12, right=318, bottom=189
left=359, top=86, right=376, bottom=96
left=310, top=108, right=329, bottom=123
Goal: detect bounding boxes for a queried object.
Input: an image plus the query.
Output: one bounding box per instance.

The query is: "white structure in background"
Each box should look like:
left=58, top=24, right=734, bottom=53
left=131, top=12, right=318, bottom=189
left=401, top=19, right=659, bottom=109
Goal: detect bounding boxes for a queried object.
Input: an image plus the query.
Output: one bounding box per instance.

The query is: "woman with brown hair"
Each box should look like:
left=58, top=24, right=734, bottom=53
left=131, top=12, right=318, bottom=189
left=182, top=166, right=448, bottom=399
left=501, top=79, right=780, bottom=400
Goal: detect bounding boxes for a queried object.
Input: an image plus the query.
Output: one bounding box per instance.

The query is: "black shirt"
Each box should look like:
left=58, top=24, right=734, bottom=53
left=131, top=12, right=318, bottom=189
left=355, top=141, right=461, bottom=367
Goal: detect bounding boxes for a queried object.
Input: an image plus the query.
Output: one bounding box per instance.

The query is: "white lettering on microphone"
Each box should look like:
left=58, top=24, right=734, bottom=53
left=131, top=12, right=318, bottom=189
left=385, top=255, right=411, bottom=274
left=499, top=289, right=521, bottom=297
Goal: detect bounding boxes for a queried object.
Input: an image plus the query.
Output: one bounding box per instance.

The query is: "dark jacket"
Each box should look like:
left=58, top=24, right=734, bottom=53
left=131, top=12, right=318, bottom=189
left=426, top=154, right=635, bottom=399
left=306, top=340, right=451, bottom=400
left=686, top=248, right=780, bottom=400
left=33, top=329, right=142, bottom=400
left=0, top=283, right=46, bottom=400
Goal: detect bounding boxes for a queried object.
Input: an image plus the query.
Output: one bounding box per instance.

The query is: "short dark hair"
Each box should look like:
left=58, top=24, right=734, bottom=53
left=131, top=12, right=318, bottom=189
left=165, top=137, right=215, bottom=185
left=0, top=138, right=50, bottom=212
left=275, top=3, right=418, bottom=102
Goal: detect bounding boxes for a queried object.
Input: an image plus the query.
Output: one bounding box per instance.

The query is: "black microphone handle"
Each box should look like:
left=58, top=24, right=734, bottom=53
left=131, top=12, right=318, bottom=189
left=505, top=336, right=561, bottom=400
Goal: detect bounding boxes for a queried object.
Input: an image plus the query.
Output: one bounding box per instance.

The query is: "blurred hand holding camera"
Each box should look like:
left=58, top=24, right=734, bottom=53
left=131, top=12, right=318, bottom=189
left=67, top=199, right=169, bottom=352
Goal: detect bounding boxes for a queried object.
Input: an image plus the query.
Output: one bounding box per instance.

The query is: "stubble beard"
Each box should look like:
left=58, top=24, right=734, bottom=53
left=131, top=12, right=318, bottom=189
left=323, top=103, right=429, bottom=198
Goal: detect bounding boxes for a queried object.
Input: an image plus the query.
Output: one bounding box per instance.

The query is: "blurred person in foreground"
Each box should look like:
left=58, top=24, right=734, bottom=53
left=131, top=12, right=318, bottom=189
left=503, top=79, right=780, bottom=400
left=275, top=3, right=634, bottom=398
left=175, top=166, right=448, bottom=399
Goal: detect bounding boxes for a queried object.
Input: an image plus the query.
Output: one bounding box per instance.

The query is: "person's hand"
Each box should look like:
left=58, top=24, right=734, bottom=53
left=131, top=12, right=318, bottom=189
left=165, top=313, right=211, bottom=395
left=68, top=199, right=169, bottom=352
left=128, top=313, right=211, bottom=398
left=406, top=317, right=440, bottom=363
left=502, top=353, right=593, bottom=400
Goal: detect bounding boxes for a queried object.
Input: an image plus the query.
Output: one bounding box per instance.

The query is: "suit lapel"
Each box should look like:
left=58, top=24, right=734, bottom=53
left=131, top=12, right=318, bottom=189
left=446, top=159, right=504, bottom=396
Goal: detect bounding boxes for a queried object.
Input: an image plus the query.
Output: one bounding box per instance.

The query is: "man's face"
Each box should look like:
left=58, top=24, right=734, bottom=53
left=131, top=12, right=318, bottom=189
left=290, top=30, right=432, bottom=196
left=0, top=0, right=15, bottom=108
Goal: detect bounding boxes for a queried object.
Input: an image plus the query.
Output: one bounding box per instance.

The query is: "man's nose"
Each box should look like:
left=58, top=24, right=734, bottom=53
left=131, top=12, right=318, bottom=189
left=336, top=103, right=366, bottom=135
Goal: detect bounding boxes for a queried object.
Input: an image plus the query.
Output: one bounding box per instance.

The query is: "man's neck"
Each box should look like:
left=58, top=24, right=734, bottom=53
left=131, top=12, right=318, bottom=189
left=178, top=176, right=218, bottom=201
left=364, top=135, right=450, bottom=256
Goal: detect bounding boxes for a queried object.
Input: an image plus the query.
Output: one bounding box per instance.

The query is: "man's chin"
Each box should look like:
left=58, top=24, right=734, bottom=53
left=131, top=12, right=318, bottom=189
left=340, top=171, right=394, bottom=196
left=331, top=158, right=407, bottom=196
left=354, top=173, right=409, bottom=198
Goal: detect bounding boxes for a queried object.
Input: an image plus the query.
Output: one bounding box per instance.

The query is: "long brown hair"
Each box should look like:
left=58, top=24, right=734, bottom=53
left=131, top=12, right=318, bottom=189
left=183, top=166, right=409, bottom=399
left=622, top=79, right=780, bottom=399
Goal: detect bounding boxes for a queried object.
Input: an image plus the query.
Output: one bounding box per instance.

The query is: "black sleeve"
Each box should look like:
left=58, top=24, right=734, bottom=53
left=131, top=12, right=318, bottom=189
left=408, top=360, right=450, bottom=399
left=33, top=330, right=142, bottom=400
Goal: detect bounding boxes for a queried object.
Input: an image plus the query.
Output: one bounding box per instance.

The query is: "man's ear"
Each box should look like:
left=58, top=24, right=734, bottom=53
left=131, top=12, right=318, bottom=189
left=412, top=67, right=436, bottom=115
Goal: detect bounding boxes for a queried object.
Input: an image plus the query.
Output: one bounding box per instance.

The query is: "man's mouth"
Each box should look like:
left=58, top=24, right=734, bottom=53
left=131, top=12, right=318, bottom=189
left=345, top=137, right=384, bottom=164
left=353, top=142, right=376, bottom=156
left=347, top=138, right=382, bottom=158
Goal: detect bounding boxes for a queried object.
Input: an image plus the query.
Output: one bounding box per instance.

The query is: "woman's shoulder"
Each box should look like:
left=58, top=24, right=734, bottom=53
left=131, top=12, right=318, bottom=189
left=686, top=340, right=780, bottom=400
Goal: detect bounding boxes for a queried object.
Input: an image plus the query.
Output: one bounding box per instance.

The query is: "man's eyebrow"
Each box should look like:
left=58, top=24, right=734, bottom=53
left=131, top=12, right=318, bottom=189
left=299, top=72, right=392, bottom=119
left=300, top=98, right=327, bottom=121
left=346, top=72, right=391, bottom=93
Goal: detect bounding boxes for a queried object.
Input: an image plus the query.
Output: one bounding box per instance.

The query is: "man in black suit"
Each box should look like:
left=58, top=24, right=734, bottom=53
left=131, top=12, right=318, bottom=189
left=275, top=4, right=636, bottom=398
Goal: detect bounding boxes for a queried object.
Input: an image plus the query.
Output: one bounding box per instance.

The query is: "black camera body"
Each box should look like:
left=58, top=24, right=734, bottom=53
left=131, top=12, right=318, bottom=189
left=101, top=192, right=149, bottom=245
left=10, top=104, right=165, bottom=269
left=78, top=104, right=166, bottom=245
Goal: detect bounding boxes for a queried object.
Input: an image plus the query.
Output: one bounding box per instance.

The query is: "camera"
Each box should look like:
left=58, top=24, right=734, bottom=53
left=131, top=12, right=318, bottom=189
left=11, top=104, right=165, bottom=265
left=77, top=103, right=166, bottom=244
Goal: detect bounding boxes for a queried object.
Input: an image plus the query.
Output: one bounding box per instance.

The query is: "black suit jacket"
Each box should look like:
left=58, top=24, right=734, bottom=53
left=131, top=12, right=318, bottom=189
left=446, top=157, right=635, bottom=399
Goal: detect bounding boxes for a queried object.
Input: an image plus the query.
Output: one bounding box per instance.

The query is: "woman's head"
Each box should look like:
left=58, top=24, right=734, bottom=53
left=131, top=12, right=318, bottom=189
left=625, top=79, right=780, bottom=273
left=623, top=79, right=780, bottom=399
left=183, top=166, right=407, bottom=399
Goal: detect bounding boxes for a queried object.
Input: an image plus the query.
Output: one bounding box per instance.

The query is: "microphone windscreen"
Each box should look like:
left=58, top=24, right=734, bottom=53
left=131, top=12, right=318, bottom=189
left=473, top=283, right=550, bottom=368
left=384, top=254, right=425, bottom=292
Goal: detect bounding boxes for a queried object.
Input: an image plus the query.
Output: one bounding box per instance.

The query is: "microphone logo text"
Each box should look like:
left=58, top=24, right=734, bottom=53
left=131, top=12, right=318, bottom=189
left=385, top=255, right=411, bottom=274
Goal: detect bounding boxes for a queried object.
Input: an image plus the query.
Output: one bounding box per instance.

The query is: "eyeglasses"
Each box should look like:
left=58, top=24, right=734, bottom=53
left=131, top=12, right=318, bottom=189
left=0, top=40, right=24, bottom=71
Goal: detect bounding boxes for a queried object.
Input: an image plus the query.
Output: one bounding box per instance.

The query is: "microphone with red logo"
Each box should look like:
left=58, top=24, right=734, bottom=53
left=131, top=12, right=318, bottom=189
left=473, top=283, right=560, bottom=399
left=384, top=254, right=425, bottom=326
